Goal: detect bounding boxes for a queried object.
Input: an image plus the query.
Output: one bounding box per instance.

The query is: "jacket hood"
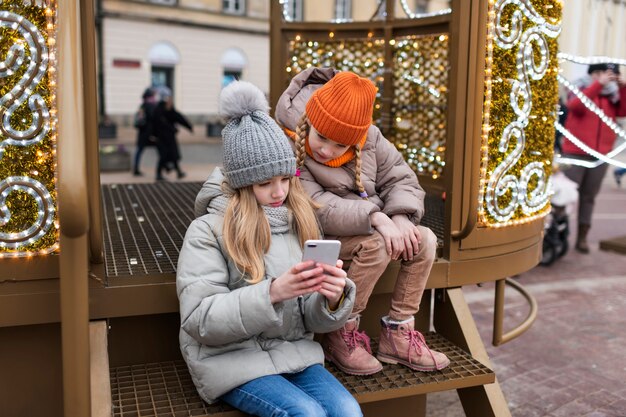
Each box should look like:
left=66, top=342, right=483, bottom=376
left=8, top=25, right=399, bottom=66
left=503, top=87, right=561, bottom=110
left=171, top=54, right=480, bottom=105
left=194, top=167, right=226, bottom=218
left=275, top=67, right=339, bottom=132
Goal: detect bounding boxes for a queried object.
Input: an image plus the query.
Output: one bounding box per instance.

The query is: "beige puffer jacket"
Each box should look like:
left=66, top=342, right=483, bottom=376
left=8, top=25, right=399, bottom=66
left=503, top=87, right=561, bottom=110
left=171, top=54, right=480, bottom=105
left=275, top=67, right=426, bottom=237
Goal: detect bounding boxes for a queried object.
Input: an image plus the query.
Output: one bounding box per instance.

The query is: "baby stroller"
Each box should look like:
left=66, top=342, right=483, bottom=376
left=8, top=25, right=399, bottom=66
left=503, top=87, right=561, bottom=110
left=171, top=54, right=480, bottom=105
left=540, top=170, right=578, bottom=266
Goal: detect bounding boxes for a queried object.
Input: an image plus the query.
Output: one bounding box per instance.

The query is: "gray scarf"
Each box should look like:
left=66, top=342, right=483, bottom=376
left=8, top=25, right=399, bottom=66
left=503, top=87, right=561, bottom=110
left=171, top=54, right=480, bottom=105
left=208, top=194, right=290, bottom=234
left=575, top=75, right=620, bottom=104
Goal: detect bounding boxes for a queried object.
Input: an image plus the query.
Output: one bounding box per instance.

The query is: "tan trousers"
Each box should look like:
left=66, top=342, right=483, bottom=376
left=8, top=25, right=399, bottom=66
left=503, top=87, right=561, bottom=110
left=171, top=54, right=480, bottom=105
left=332, top=225, right=437, bottom=321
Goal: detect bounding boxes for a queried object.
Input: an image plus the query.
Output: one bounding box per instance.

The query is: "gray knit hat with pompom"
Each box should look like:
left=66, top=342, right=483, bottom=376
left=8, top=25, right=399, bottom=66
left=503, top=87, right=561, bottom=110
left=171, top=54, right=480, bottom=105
left=219, top=81, right=296, bottom=189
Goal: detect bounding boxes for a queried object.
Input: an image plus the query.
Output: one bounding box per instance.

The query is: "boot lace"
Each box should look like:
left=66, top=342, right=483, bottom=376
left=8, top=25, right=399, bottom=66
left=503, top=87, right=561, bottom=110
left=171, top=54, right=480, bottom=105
left=340, top=328, right=373, bottom=354
left=404, top=329, right=439, bottom=368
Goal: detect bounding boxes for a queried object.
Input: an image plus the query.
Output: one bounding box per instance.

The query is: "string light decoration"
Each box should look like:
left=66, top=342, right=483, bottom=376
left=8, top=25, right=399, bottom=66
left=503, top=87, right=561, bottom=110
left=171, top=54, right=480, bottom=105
left=478, top=0, right=561, bottom=227
left=554, top=53, right=626, bottom=169
left=286, top=34, right=449, bottom=177
left=0, top=0, right=58, bottom=257
left=286, top=36, right=385, bottom=124
left=392, top=34, right=449, bottom=178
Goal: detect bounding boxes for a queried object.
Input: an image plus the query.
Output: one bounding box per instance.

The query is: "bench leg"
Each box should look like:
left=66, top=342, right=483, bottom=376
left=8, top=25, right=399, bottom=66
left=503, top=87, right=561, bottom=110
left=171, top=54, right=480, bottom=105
left=433, top=287, right=511, bottom=417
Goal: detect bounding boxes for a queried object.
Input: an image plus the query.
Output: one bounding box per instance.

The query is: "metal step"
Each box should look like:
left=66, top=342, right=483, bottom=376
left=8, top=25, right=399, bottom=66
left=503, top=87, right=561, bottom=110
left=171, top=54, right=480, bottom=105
left=109, top=333, right=493, bottom=417
left=101, top=182, right=445, bottom=280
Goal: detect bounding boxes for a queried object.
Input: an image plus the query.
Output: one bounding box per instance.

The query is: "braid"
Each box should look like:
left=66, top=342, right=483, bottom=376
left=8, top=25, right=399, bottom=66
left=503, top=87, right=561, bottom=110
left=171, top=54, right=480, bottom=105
left=295, top=112, right=309, bottom=169
left=354, top=144, right=368, bottom=200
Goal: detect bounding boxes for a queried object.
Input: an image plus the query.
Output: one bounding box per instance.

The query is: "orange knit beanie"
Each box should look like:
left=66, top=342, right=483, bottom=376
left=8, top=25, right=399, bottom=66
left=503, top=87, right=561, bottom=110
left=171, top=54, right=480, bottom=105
left=305, top=72, right=377, bottom=146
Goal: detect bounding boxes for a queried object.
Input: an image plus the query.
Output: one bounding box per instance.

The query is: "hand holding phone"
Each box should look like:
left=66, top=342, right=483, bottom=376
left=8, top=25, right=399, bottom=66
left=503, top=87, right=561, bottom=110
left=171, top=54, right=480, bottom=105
left=302, top=240, right=341, bottom=267
left=302, top=240, right=346, bottom=308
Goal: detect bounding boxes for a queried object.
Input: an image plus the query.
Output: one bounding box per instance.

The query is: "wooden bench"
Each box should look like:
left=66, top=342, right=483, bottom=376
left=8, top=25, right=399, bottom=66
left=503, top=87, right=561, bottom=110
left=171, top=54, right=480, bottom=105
left=93, top=182, right=496, bottom=416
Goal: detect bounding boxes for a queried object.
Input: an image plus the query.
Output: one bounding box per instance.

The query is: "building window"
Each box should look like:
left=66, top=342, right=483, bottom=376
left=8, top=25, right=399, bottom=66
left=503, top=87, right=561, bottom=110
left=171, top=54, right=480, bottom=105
left=223, top=0, right=245, bottom=15
left=335, top=0, right=351, bottom=21
left=414, top=0, right=429, bottom=13
left=151, top=66, right=174, bottom=92
left=148, top=0, right=178, bottom=5
left=221, top=48, right=247, bottom=88
left=284, top=0, right=303, bottom=21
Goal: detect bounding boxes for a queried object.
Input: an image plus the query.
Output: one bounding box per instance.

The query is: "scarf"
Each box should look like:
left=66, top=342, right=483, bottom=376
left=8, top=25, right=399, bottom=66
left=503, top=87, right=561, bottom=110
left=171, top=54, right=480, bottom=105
left=575, top=75, right=620, bottom=104
left=208, top=194, right=290, bottom=234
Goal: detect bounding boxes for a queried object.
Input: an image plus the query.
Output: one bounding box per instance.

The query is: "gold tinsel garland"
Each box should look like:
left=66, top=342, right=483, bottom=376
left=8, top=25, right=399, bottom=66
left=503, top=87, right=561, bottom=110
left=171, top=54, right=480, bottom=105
left=0, top=0, right=58, bottom=255
left=480, top=0, right=561, bottom=225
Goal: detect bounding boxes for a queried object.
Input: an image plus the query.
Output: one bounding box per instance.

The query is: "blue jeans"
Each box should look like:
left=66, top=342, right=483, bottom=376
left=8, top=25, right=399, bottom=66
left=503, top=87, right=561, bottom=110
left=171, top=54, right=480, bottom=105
left=220, top=364, right=362, bottom=417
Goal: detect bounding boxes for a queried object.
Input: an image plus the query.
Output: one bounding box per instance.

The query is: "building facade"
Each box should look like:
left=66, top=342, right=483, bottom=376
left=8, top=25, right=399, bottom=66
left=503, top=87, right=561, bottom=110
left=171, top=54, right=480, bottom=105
left=99, top=0, right=626, bottom=126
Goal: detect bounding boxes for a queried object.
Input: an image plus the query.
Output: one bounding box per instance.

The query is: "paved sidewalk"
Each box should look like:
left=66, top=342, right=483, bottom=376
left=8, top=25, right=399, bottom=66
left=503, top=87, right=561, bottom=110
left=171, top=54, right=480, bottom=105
left=428, top=175, right=626, bottom=417
left=101, top=128, right=626, bottom=416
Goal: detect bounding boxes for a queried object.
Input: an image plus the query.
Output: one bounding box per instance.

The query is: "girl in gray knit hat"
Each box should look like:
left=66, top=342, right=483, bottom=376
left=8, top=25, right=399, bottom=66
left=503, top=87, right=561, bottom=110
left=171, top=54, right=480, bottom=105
left=176, top=81, right=362, bottom=416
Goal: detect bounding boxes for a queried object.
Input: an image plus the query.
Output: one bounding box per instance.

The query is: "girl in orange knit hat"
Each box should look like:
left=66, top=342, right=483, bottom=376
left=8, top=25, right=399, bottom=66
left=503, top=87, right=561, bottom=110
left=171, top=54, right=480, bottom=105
left=276, top=68, right=449, bottom=375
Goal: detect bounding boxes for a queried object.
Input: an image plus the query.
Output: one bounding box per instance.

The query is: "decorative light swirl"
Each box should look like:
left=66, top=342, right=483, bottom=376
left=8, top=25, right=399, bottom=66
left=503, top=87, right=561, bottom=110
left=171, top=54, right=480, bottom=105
left=398, top=0, right=451, bottom=19
left=519, top=162, right=551, bottom=214
left=485, top=0, right=560, bottom=222
left=0, top=10, right=50, bottom=160
left=486, top=122, right=524, bottom=220
left=557, top=74, right=626, bottom=142
left=0, top=176, right=54, bottom=250
left=494, top=0, right=560, bottom=49
left=554, top=122, right=626, bottom=169
left=557, top=52, right=626, bottom=67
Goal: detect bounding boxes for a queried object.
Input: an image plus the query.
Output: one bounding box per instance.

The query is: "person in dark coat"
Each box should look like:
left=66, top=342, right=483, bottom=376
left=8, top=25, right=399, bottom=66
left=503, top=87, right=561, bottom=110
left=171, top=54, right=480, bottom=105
left=152, top=86, right=193, bottom=180
left=132, top=87, right=158, bottom=176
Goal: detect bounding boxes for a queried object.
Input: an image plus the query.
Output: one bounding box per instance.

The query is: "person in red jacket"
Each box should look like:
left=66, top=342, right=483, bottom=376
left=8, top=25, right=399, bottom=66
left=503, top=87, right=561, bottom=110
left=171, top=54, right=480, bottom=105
left=561, top=63, right=626, bottom=253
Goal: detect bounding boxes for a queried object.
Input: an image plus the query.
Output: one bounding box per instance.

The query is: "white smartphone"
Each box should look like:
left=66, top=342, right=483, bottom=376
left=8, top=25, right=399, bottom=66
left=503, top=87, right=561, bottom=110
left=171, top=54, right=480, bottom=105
left=302, top=240, right=341, bottom=267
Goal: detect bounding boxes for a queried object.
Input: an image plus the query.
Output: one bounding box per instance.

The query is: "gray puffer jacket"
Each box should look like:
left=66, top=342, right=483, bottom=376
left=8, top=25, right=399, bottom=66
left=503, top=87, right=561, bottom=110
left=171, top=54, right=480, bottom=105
left=177, top=168, right=356, bottom=403
left=275, top=67, right=426, bottom=237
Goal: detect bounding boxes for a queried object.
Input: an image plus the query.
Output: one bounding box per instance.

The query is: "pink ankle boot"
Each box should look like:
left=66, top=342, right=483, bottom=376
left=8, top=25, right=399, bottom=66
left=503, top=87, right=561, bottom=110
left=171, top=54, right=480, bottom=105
left=322, top=316, right=383, bottom=375
left=377, top=317, right=450, bottom=372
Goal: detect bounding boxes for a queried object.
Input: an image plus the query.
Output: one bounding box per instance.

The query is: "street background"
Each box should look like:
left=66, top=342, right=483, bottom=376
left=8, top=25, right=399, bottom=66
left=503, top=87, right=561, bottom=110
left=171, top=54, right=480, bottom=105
left=101, top=127, right=626, bottom=417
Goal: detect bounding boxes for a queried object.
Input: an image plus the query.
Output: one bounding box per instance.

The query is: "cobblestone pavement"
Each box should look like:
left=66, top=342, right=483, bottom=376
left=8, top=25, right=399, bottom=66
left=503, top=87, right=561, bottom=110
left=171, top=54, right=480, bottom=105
left=428, top=175, right=626, bottom=417
left=102, top=128, right=626, bottom=416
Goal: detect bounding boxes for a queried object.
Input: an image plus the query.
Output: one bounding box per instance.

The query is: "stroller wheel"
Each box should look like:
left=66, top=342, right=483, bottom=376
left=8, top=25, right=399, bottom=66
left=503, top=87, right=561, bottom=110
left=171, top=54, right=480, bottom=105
left=557, top=239, right=569, bottom=258
left=540, top=241, right=557, bottom=266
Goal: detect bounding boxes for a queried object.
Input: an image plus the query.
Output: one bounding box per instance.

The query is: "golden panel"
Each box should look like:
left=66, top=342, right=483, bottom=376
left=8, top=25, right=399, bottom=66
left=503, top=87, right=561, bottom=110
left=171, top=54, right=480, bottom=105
left=0, top=0, right=58, bottom=257
left=479, top=0, right=562, bottom=226
left=286, top=34, right=449, bottom=177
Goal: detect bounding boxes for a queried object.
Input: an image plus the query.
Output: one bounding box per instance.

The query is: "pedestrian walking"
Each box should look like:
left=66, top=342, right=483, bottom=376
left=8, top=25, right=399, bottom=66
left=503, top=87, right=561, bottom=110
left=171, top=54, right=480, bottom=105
left=561, top=63, right=626, bottom=252
left=275, top=68, right=449, bottom=375
left=177, top=81, right=361, bottom=417
left=132, top=87, right=158, bottom=176
left=152, top=86, right=193, bottom=181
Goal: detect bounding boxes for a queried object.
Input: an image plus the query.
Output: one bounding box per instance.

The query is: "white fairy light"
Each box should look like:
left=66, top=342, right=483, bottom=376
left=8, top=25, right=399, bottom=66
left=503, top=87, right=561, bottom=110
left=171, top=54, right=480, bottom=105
left=557, top=52, right=626, bottom=67
left=554, top=122, right=626, bottom=169
left=0, top=4, right=58, bottom=258
left=557, top=74, right=626, bottom=142
left=0, top=177, right=55, bottom=251
left=0, top=11, right=50, bottom=160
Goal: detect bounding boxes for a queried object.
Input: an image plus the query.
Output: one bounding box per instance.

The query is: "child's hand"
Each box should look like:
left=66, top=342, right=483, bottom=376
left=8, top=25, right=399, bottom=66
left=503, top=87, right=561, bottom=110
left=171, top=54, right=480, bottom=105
left=370, top=212, right=404, bottom=260
left=317, top=260, right=347, bottom=310
left=269, top=261, right=325, bottom=304
left=391, top=215, right=422, bottom=261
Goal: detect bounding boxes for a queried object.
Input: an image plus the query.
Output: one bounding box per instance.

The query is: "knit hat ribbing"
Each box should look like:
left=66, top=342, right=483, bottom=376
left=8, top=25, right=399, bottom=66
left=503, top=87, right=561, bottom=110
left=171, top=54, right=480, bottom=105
left=219, top=81, right=296, bottom=189
left=305, top=72, right=377, bottom=146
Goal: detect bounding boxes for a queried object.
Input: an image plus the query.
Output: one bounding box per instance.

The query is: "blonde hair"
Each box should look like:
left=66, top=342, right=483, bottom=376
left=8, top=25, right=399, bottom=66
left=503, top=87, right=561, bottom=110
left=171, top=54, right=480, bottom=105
left=222, top=177, right=320, bottom=284
left=295, top=112, right=367, bottom=199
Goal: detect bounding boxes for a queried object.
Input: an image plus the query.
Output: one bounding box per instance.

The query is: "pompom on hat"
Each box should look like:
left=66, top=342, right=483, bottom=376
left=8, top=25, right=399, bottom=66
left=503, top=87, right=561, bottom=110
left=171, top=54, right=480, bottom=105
left=219, top=81, right=296, bottom=189
left=305, top=71, right=377, bottom=146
